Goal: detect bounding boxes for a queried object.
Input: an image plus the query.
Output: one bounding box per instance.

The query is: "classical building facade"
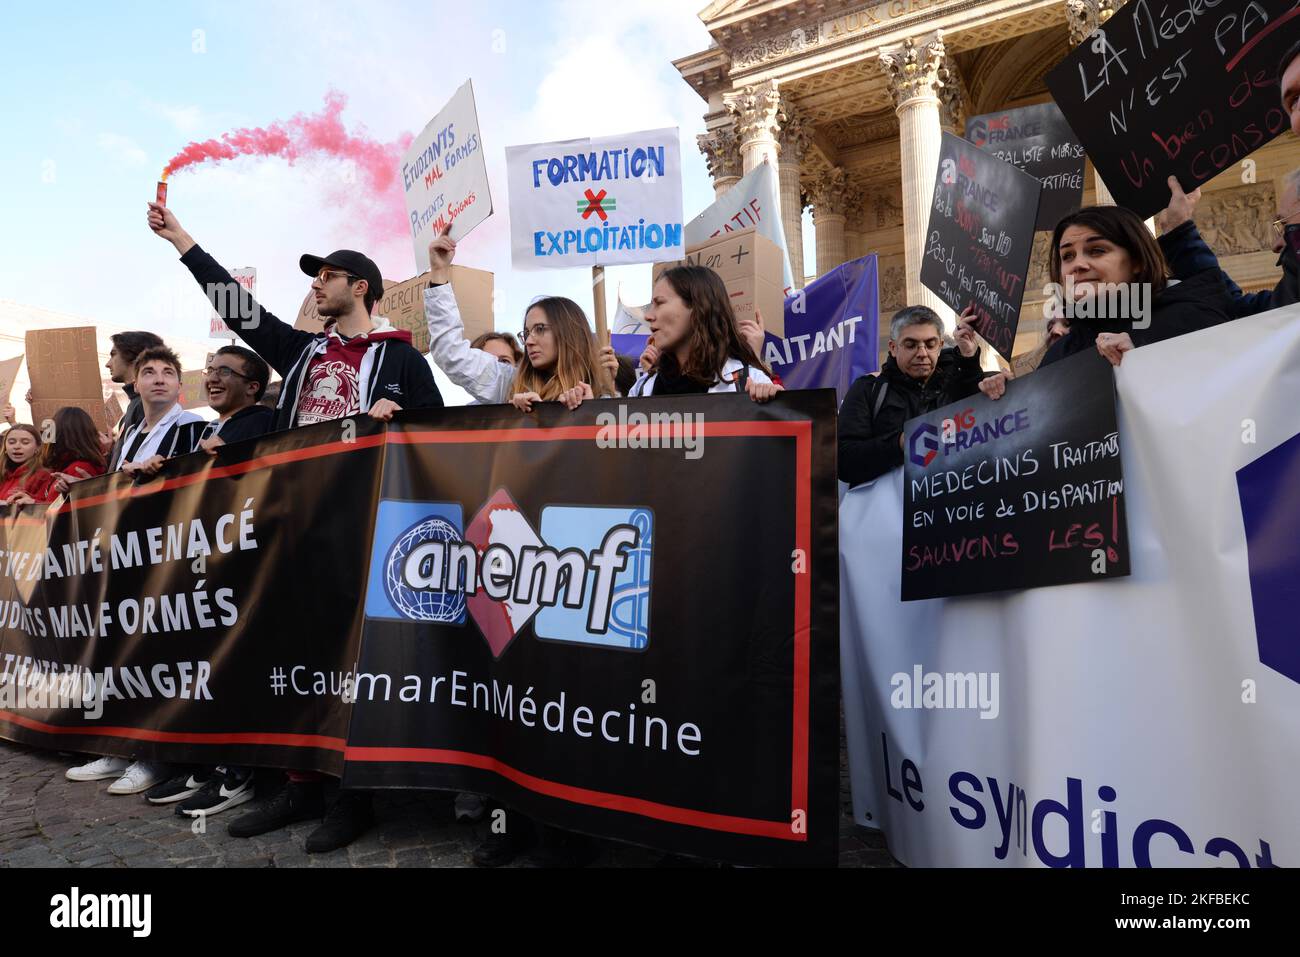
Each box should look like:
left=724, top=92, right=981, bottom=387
left=677, top=0, right=1295, bottom=361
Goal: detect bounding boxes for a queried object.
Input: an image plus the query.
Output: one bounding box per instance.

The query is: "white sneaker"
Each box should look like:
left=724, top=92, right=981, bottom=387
left=65, top=756, right=130, bottom=782
left=107, top=761, right=171, bottom=795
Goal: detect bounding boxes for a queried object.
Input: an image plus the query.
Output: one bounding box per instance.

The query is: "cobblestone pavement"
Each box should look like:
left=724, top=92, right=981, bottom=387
left=0, top=738, right=896, bottom=868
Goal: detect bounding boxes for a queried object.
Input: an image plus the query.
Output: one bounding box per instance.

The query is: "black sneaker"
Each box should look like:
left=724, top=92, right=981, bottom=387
left=472, top=814, right=536, bottom=867
left=227, top=780, right=324, bottom=839
left=304, top=792, right=374, bottom=854
left=529, top=826, right=601, bottom=868
left=145, top=768, right=212, bottom=805
left=176, top=766, right=254, bottom=818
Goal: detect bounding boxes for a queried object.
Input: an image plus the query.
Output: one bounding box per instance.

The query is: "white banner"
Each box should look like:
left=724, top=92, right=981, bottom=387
left=841, top=304, right=1300, bottom=867
left=211, top=268, right=255, bottom=339
left=685, top=160, right=794, bottom=297
left=505, top=127, right=683, bottom=269
left=400, top=79, right=492, bottom=272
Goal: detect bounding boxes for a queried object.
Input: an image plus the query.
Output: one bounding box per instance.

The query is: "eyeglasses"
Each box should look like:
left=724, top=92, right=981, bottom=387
left=314, top=268, right=359, bottom=285
left=1273, top=209, right=1300, bottom=237
left=203, top=365, right=252, bottom=382
left=517, top=323, right=550, bottom=345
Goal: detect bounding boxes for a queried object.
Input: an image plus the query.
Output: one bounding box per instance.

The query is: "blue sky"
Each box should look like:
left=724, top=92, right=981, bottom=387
left=0, top=0, right=748, bottom=363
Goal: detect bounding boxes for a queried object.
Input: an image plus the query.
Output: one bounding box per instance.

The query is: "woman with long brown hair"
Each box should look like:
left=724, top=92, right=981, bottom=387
left=626, top=265, right=782, bottom=400
left=0, top=424, right=55, bottom=506
left=47, top=406, right=108, bottom=495
left=423, top=230, right=612, bottom=410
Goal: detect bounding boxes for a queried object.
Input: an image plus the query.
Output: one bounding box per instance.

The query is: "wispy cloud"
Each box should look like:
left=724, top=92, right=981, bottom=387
left=97, top=132, right=148, bottom=166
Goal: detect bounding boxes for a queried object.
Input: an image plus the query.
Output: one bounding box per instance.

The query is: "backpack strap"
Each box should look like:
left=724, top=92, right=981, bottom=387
left=871, top=377, right=890, bottom=420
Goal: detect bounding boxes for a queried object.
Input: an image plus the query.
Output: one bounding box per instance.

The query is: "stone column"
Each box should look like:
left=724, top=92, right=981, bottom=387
left=723, top=80, right=783, bottom=175
left=808, top=167, right=851, bottom=277
left=843, top=187, right=866, bottom=263
left=880, top=32, right=953, bottom=324
left=698, top=125, right=743, bottom=200
left=776, top=99, right=813, bottom=289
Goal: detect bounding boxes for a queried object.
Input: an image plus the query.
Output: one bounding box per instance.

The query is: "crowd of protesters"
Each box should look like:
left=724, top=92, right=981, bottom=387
left=1, top=41, right=1297, bottom=868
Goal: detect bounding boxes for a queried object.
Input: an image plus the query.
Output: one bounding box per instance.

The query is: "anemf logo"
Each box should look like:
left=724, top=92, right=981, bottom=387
left=365, top=491, right=652, bottom=658
left=910, top=408, right=1031, bottom=469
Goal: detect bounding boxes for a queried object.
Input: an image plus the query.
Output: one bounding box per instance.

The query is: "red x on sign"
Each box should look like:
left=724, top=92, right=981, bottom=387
left=581, top=189, right=609, bottom=222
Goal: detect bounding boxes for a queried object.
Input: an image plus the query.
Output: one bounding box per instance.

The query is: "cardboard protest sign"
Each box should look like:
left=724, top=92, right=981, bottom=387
left=505, top=128, right=683, bottom=269
left=25, top=327, right=110, bottom=432
left=966, top=102, right=1085, bottom=231
left=179, top=354, right=215, bottom=411
left=212, top=268, right=256, bottom=339
left=0, top=355, right=22, bottom=408
left=380, top=267, right=494, bottom=354
left=901, top=349, right=1128, bottom=600
left=104, top=391, right=125, bottom=434
left=401, top=80, right=493, bottom=273
left=654, top=226, right=786, bottom=337
left=921, top=131, right=1042, bottom=362
left=685, top=161, right=795, bottom=296
left=294, top=290, right=326, bottom=333
left=1046, top=0, right=1297, bottom=218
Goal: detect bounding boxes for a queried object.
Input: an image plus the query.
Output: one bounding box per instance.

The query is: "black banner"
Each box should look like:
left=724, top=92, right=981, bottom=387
left=966, top=102, right=1086, bottom=231
left=1047, top=0, right=1297, bottom=219
left=921, top=131, right=1042, bottom=362
left=0, top=393, right=840, bottom=867
left=901, top=350, right=1129, bottom=601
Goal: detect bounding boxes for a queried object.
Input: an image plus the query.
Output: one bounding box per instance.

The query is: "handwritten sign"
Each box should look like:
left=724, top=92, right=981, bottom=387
left=212, top=268, right=256, bottom=339
left=0, top=356, right=22, bottom=408
left=684, top=161, right=795, bottom=297
left=401, top=80, right=493, bottom=274
left=379, top=266, right=494, bottom=353
left=25, top=327, right=110, bottom=432
left=920, top=131, right=1042, bottom=361
left=901, top=349, right=1128, bottom=601
left=1046, top=0, right=1298, bottom=218
left=179, top=354, right=215, bottom=411
left=966, top=102, right=1085, bottom=231
left=505, top=127, right=683, bottom=269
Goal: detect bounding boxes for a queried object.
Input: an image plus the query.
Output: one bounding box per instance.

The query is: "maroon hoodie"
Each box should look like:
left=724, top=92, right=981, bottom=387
left=295, top=323, right=414, bottom=427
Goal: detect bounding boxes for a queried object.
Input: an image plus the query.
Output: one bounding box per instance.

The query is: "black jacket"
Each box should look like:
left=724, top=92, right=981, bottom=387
left=107, top=383, right=143, bottom=471
left=167, top=404, right=276, bottom=457
left=179, top=245, right=442, bottom=431
left=839, top=347, right=985, bottom=486
left=1041, top=268, right=1234, bottom=367
left=1159, top=221, right=1274, bottom=319
left=1274, top=227, right=1300, bottom=310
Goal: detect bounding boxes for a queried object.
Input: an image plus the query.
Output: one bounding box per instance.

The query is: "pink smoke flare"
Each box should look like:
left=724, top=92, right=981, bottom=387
left=162, top=91, right=415, bottom=269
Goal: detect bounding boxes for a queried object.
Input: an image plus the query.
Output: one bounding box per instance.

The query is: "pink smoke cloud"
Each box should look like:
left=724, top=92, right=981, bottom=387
left=162, top=91, right=415, bottom=271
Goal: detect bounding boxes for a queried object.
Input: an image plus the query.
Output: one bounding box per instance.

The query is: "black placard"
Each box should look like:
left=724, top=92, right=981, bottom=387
left=920, top=131, right=1043, bottom=362
left=901, top=349, right=1129, bottom=601
left=966, top=102, right=1086, bottom=231
left=1047, top=0, right=1298, bottom=219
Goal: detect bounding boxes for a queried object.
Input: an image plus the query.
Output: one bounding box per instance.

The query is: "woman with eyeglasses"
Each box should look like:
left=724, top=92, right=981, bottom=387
left=423, top=228, right=613, bottom=411
left=622, top=265, right=782, bottom=401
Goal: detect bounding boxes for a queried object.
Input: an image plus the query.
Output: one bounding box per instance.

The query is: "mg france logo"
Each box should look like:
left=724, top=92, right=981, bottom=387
left=909, top=422, right=940, bottom=468
left=365, top=490, right=652, bottom=658
left=910, top=409, right=1031, bottom=469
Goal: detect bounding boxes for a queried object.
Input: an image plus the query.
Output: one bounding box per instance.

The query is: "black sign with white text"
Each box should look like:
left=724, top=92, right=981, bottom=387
left=901, top=350, right=1129, bottom=601
left=921, top=131, right=1043, bottom=362
left=1047, top=0, right=1298, bottom=219
left=966, top=102, right=1086, bottom=231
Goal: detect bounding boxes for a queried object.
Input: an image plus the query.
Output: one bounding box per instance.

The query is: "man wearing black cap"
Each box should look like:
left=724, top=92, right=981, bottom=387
left=146, top=202, right=442, bottom=430
left=146, top=201, right=442, bottom=854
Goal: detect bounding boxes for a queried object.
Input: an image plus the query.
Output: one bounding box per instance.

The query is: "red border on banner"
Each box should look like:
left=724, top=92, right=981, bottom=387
left=7, top=418, right=815, bottom=843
